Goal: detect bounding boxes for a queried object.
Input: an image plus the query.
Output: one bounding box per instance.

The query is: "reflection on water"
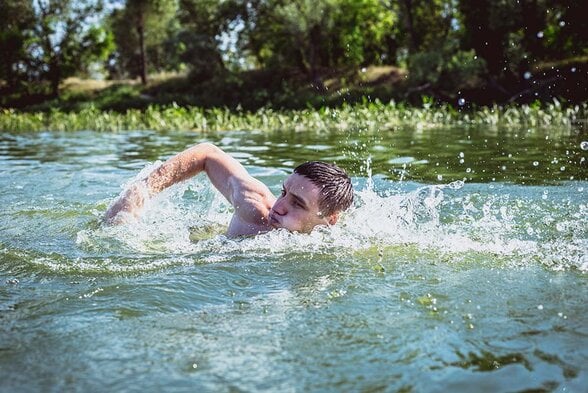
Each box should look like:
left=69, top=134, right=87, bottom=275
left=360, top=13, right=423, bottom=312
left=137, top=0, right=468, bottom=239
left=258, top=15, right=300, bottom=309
left=0, top=126, right=587, bottom=392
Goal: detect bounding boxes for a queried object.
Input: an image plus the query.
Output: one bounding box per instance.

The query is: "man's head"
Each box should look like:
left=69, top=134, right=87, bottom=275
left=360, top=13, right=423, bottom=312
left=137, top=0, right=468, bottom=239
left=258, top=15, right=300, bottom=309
left=268, top=161, right=353, bottom=233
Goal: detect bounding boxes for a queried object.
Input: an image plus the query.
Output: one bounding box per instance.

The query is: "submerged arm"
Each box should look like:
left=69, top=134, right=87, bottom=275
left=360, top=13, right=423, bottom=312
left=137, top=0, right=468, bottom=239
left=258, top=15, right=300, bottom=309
left=104, top=142, right=273, bottom=224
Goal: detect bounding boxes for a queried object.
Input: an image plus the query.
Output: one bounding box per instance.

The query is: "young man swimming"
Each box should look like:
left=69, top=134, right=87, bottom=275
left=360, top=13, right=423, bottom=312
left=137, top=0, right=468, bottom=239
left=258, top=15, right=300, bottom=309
left=105, top=142, right=354, bottom=237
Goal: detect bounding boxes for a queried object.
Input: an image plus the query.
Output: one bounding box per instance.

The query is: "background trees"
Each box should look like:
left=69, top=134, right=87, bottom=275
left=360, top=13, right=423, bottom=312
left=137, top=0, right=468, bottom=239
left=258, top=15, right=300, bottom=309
left=0, top=0, right=113, bottom=98
left=0, top=0, right=585, bottom=105
left=108, top=0, right=178, bottom=83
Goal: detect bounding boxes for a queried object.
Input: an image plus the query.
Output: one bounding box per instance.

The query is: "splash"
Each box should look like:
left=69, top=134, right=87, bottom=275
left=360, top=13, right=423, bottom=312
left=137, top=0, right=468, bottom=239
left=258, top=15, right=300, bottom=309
left=71, top=162, right=588, bottom=273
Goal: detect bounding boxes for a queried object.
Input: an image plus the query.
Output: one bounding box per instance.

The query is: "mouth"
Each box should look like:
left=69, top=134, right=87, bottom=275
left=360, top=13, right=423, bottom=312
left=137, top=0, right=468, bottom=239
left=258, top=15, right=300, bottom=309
left=268, top=211, right=280, bottom=227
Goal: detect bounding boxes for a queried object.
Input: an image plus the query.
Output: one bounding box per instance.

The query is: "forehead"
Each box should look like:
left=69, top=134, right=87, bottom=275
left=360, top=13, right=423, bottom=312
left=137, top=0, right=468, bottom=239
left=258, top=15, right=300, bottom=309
left=284, top=173, right=321, bottom=203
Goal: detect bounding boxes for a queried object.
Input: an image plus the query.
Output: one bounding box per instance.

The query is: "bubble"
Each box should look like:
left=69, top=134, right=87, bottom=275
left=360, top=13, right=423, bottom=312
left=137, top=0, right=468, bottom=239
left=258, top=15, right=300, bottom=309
left=536, top=31, right=544, bottom=38
left=524, top=71, right=532, bottom=80
left=533, top=161, right=539, bottom=167
left=580, top=141, right=588, bottom=150
left=458, top=98, right=466, bottom=106
left=466, top=168, right=472, bottom=173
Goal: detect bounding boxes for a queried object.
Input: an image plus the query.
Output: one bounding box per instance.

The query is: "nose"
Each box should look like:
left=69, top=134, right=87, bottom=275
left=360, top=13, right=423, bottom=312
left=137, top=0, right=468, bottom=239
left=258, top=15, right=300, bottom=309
left=272, top=197, right=287, bottom=215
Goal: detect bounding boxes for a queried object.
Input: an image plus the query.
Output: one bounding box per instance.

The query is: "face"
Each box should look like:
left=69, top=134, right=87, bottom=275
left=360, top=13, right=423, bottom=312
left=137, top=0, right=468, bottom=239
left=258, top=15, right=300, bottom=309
left=268, top=173, right=338, bottom=233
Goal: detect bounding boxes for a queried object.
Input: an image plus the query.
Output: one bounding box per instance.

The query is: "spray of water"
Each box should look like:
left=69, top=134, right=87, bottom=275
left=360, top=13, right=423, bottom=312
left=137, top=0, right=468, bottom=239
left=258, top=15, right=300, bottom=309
left=73, top=160, right=587, bottom=273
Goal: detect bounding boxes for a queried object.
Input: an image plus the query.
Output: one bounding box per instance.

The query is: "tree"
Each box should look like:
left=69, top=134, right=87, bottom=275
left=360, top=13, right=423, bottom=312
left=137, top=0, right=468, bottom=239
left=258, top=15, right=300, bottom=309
left=242, top=0, right=394, bottom=80
left=175, top=0, right=244, bottom=82
left=109, top=0, right=177, bottom=83
left=0, top=0, right=35, bottom=92
left=29, top=0, right=113, bottom=97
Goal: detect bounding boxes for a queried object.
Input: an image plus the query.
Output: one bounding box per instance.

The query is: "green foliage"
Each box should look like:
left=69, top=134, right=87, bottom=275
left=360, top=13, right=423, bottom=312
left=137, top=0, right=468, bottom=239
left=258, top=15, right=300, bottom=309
left=388, top=0, right=455, bottom=55
left=108, top=0, right=178, bottom=79
left=1, top=100, right=584, bottom=133
left=459, top=0, right=588, bottom=78
left=0, top=0, right=35, bottom=90
left=244, top=0, right=395, bottom=76
left=407, top=42, right=487, bottom=94
left=2, top=0, right=587, bottom=108
left=0, top=0, right=114, bottom=98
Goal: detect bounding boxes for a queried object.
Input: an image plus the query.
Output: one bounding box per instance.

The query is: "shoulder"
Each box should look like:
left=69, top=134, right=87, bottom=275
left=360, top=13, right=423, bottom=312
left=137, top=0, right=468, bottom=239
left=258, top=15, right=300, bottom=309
left=230, top=176, right=276, bottom=223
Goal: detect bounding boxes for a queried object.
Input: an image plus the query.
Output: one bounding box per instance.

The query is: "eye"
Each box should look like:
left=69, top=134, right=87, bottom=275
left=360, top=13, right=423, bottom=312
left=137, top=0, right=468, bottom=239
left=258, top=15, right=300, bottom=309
left=280, top=188, right=286, bottom=197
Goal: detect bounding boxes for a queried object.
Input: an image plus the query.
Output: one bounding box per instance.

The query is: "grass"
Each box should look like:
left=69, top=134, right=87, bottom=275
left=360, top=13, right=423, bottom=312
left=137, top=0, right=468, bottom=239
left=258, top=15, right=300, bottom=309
left=1, top=99, right=585, bottom=133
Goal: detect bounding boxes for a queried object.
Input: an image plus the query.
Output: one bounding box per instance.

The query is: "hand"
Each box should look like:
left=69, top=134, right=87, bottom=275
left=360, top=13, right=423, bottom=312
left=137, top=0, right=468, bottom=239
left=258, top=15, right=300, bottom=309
left=104, top=180, right=149, bottom=224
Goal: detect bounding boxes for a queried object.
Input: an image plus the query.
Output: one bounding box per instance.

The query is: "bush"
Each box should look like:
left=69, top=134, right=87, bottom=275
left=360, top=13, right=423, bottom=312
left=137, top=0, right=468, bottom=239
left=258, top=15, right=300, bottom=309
left=407, top=42, right=487, bottom=97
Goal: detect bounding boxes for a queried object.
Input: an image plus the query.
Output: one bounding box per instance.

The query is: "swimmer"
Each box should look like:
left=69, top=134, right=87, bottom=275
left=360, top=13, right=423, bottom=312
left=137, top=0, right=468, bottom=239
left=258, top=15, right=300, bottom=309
left=104, top=142, right=353, bottom=236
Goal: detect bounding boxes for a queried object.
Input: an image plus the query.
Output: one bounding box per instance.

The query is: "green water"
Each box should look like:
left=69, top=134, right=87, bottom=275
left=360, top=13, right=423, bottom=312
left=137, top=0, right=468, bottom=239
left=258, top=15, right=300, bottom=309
left=0, top=126, right=587, bottom=392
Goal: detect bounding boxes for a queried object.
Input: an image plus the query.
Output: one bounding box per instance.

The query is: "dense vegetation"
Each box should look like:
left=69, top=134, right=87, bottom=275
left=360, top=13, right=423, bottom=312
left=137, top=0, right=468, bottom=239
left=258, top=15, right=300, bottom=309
left=2, top=100, right=585, bottom=132
left=1, top=0, right=587, bottom=112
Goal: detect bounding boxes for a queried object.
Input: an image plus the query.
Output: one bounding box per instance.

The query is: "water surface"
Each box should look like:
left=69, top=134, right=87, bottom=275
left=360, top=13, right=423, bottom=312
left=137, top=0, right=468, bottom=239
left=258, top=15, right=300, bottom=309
left=0, top=126, right=587, bottom=392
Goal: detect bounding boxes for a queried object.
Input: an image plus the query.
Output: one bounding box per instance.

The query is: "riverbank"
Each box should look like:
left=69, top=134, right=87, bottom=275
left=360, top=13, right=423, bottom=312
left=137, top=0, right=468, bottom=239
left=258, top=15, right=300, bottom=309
left=2, top=55, right=588, bottom=113
left=1, top=100, right=586, bottom=133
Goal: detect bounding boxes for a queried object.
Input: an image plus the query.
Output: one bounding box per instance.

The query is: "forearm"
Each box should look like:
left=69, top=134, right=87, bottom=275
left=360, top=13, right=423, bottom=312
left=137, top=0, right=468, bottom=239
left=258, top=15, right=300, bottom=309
left=105, top=143, right=214, bottom=224
left=145, top=143, right=212, bottom=194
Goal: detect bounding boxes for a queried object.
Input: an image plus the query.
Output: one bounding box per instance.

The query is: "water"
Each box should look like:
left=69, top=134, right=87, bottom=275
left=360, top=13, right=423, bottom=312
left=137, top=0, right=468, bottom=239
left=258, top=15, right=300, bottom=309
left=1, top=126, right=587, bottom=392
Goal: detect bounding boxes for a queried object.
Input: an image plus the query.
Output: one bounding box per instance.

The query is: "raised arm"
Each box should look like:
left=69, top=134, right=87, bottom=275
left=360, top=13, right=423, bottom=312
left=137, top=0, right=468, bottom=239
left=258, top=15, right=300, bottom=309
left=104, top=142, right=273, bottom=224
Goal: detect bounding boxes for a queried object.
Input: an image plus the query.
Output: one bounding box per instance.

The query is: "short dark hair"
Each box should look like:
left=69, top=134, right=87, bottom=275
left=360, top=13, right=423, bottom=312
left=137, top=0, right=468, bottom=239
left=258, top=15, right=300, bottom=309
left=294, top=161, right=353, bottom=215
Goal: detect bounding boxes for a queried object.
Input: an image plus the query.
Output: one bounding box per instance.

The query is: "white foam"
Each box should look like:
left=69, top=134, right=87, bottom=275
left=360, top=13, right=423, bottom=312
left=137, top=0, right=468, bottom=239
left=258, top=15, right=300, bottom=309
left=74, top=164, right=588, bottom=273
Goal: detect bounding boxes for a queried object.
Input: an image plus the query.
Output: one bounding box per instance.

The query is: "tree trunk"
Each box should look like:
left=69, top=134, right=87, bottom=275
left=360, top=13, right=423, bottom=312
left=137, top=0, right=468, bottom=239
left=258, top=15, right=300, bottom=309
left=402, top=0, right=418, bottom=53
left=48, top=55, right=60, bottom=98
left=137, top=12, right=147, bottom=85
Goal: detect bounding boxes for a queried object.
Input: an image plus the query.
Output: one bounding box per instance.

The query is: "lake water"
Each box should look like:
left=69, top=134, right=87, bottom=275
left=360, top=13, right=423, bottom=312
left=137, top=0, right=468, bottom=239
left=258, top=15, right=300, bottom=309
left=1, top=125, right=587, bottom=392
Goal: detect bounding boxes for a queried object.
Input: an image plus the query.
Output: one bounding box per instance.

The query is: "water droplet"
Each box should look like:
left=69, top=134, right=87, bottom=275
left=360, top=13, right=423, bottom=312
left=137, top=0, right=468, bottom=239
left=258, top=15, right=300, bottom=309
left=459, top=159, right=465, bottom=164
left=361, top=67, right=367, bottom=73
left=580, top=141, right=588, bottom=150
left=192, top=363, right=198, bottom=369
left=466, top=168, right=472, bottom=173
left=533, top=161, right=539, bottom=167
left=458, top=98, right=466, bottom=106
left=536, top=31, right=544, bottom=38
left=459, top=152, right=465, bottom=158
left=537, top=304, right=543, bottom=310
left=448, top=180, right=464, bottom=189
left=560, top=166, right=566, bottom=171
left=559, top=21, right=566, bottom=27
left=571, top=67, right=576, bottom=73
left=524, top=71, right=532, bottom=80
left=437, top=174, right=443, bottom=181
left=501, top=165, right=507, bottom=171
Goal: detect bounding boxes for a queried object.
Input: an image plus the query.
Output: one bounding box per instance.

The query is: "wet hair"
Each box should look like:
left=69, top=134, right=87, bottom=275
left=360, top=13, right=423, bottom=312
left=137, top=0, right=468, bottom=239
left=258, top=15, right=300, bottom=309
left=294, top=161, right=354, bottom=216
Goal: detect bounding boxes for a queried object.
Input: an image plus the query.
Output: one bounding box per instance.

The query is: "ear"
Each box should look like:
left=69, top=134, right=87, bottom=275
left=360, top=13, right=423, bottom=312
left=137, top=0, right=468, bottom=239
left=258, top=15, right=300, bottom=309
left=327, top=212, right=339, bottom=226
